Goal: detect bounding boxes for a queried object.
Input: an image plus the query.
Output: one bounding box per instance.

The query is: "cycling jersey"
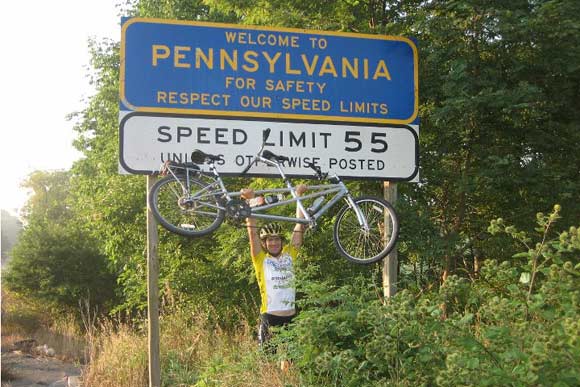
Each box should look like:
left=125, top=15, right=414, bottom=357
left=252, top=245, right=298, bottom=314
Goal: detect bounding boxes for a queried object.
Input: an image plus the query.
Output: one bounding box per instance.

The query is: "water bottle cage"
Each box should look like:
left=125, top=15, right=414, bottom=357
left=307, top=196, right=325, bottom=215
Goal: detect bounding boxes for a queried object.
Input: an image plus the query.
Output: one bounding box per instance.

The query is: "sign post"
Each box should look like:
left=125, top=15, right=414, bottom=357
left=382, top=181, right=398, bottom=298
left=146, top=175, right=160, bottom=387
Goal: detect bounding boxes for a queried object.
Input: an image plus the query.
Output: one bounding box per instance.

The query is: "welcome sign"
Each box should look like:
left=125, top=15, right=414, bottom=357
left=120, top=18, right=418, bottom=125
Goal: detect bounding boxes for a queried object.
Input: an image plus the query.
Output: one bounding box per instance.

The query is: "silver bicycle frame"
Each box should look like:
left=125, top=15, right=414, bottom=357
left=174, top=154, right=370, bottom=230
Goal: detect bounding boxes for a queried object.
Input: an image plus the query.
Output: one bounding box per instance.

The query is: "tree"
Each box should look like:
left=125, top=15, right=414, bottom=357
left=409, top=0, right=580, bottom=281
left=4, top=171, right=117, bottom=313
left=1, top=210, right=22, bottom=265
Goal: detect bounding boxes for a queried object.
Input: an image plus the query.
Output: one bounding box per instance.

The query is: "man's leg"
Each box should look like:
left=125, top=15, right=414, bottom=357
left=258, top=314, right=274, bottom=353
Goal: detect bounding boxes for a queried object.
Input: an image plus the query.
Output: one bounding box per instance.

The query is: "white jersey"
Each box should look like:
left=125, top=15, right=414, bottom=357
left=252, top=245, right=297, bottom=313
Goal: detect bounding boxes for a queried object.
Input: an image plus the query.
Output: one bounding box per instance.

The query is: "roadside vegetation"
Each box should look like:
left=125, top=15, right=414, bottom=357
left=3, top=0, right=579, bottom=386
left=1, top=290, right=87, bottom=363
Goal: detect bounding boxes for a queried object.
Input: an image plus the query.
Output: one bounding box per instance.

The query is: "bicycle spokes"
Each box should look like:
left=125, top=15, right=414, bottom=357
left=151, top=177, right=225, bottom=236
left=334, top=197, right=398, bottom=264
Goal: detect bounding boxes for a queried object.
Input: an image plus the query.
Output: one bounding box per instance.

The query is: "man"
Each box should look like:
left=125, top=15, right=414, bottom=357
left=241, top=185, right=307, bottom=349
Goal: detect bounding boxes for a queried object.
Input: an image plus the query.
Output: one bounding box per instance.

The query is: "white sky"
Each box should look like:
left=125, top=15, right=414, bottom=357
left=0, top=1, right=121, bottom=214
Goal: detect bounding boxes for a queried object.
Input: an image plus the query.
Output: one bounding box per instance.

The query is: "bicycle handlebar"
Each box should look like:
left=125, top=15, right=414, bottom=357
left=240, top=128, right=270, bottom=175
left=262, top=128, right=271, bottom=143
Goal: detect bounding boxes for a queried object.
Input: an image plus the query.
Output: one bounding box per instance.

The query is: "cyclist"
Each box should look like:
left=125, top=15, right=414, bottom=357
left=240, top=184, right=307, bottom=350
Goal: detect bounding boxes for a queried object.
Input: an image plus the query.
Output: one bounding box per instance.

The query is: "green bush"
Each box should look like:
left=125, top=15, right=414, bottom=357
left=280, top=208, right=580, bottom=386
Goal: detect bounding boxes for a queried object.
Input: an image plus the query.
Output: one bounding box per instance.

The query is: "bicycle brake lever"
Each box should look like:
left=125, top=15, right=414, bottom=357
left=240, top=161, right=253, bottom=175
left=308, top=163, right=323, bottom=178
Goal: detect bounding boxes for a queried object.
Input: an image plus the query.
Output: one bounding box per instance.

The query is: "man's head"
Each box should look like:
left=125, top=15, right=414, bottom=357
left=259, top=223, right=284, bottom=257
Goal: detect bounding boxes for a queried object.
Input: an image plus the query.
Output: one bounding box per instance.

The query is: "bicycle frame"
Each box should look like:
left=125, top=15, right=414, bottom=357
left=172, top=154, right=369, bottom=230
left=151, top=133, right=398, bottom=264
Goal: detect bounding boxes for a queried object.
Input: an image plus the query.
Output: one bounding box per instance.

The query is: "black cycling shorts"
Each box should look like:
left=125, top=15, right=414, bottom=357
left=258, top=313, right=295, bottom=347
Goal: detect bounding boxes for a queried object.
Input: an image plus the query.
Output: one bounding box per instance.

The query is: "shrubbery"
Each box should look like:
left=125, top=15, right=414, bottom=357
left=277, top=208, right=580, bottom=386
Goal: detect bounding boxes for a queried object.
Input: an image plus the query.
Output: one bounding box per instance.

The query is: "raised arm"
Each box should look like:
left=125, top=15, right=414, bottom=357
left=241, top=188, right=263, bottom=258
left=291, top=184, right=307, bottom=249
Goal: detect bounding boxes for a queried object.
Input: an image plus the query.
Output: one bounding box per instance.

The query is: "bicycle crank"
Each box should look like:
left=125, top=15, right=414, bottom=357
left=225, top=199, right=251, bottom=221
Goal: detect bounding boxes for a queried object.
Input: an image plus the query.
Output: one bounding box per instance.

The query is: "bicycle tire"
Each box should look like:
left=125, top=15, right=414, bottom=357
left=149, top=175, right=225, bottom=237
left=333, top=196, right=399, bottom=264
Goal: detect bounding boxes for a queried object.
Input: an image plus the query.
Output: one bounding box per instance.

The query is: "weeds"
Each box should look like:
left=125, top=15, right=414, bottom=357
left=82, top=319, right=148, bottom=387
left=81, top=306, right=298, bottom=387
left=1, top=362, right=16, bottom=382
left=1, top=290, right=86, bottom=362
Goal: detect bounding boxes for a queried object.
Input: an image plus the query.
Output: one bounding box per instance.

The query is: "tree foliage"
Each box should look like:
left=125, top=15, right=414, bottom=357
left=280, top=209, right=580, bottom=386
left=4, top=171, right=117, bottom=313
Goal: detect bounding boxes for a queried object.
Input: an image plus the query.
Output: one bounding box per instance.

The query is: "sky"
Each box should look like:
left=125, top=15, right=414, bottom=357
left=0, top=1, right=121, bottom=214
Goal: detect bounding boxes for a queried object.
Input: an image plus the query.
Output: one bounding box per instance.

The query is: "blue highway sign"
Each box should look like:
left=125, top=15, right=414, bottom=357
left=121, top=18, right=418, bottom=125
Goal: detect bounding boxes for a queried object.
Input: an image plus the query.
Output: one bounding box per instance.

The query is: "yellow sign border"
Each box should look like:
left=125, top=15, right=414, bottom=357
left=120, top=18, right=419, bottom=125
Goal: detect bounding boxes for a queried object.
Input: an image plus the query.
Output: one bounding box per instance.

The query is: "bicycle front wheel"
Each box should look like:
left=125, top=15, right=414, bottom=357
left=333, top=196, right=399, bottom=264
left=149, top=175, right=225, bottom=237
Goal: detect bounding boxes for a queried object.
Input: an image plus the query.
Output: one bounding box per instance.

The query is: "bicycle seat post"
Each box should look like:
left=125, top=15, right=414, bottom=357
left=273, top=159, right=312, bottom=224
left=207, top=159, right=231, bottom=201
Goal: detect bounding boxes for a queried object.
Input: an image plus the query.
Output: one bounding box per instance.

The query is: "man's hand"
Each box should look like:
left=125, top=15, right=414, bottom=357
left=241, top=188, right=265, bottom=206
left=296, top=184, right=307, bottom=196
left=240, top=188, right=255, bottom=199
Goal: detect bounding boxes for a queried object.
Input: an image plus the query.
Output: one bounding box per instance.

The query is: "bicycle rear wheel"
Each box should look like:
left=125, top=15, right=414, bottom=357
left=149, top=175, right=225, bottom=237
left=333, top=196, right=399, bottom=264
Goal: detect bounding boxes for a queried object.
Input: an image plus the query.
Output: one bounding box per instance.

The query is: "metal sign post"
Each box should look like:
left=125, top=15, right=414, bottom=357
left=146, top=175, right=161, bottom=387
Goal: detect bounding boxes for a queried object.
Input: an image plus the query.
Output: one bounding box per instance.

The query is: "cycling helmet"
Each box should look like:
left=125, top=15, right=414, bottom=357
left=259, top=223, right=283, bottom=240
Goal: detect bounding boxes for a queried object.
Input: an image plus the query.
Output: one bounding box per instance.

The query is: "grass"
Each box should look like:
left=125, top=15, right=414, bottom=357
left=2, top=290, right=299, bottom=386
left=1, top=362, right=16, bottom=383
left=82, top=307, right=299, bottom=387
left=82, top=319, right=148, bottom=387
left=1, top=290, right=87, bottom=363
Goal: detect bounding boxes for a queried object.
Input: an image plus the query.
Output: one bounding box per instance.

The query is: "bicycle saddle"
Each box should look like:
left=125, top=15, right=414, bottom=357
left=262, top=150, right=289, bottom=162
left=165, top=160, right=201, bottom=170
left=191, top=149, right=224, bottom=164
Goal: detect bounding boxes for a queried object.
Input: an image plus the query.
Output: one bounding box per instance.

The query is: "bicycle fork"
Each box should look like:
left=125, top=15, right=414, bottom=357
left=345, top=194, right=370, bottom=232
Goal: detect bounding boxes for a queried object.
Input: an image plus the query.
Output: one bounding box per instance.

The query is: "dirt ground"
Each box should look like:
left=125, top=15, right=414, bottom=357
left=1, top=349, right=82, bottom=387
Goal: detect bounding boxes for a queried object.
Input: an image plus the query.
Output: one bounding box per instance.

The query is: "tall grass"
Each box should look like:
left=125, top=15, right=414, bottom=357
left=3, top=289, right=299, bottom=386
left=82, top=319, right=148, bottom=386
left=1, top=290, right=86, bottom=362
left=82, top=307, right=299, bottom=387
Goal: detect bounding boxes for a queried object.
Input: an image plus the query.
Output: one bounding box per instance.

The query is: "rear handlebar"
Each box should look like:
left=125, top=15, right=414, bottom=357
left=240, top=128, right=327, bottom=180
